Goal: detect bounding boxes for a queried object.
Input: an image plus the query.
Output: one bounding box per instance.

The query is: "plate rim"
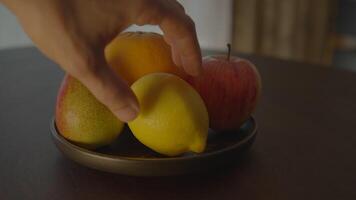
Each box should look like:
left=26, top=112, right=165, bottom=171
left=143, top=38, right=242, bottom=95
left=50, top=117, right=258, bottom=162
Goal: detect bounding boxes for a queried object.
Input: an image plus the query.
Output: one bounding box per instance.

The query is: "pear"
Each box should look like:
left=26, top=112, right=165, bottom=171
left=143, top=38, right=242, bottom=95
left=55, top=75, right=124, bottom=149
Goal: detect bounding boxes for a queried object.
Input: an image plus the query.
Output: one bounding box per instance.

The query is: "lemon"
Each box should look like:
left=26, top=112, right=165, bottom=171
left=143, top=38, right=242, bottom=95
left=128, top=73, right=209, bottom=156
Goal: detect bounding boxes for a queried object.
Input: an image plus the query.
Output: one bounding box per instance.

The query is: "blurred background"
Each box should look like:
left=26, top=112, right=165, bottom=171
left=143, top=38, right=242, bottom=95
left=1, top=0, right=356, bottom=71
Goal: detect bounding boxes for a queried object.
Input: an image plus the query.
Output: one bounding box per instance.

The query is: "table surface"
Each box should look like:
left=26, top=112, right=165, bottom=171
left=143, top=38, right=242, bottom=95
left=0, top=47, right=356, bottom=200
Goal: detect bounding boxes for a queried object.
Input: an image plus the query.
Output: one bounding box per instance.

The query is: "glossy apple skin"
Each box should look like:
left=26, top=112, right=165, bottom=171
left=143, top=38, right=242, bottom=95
left=184, top=56, right=262, bottom=131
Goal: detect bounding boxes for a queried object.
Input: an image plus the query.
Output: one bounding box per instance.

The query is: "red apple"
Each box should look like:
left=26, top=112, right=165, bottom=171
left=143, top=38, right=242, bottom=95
left=184, top=45, right=262, bottom=131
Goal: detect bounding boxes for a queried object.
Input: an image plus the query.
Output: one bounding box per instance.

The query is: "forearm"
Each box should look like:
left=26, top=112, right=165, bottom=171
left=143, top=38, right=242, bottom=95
left=0, top=0, right=22, bottom=8
left=1, top=0, right=46, bottom=15
left=1, top=0, right=26, bottom=14
left=1, top=0, right=37, bottom=5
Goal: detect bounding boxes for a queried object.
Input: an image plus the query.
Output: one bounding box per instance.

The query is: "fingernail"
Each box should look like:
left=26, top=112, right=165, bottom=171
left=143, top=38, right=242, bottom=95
left=115, top=106, right=138, bottom=122
left=182, top=58, right=202, bottom=76
left=187, top=63, right=202, bottom=76
left=193, top=65, right=203, bottom=76
left=130, top=101, right=140, bottom=114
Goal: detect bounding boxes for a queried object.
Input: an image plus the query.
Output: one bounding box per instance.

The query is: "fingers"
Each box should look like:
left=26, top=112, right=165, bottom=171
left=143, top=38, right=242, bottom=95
left=161, top=13, right=202, bottom=76
left=170, top=42, right=183, bottom=67
left=133, top=0, right=202, bottom=76
left=162, top=18, right=202, bottom=76
left=69, top=53, right=139, bottom=122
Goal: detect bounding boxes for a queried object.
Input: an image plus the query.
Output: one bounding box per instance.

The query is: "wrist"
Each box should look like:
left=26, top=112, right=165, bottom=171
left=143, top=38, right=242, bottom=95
left=1, top=0, right=24, bottom=12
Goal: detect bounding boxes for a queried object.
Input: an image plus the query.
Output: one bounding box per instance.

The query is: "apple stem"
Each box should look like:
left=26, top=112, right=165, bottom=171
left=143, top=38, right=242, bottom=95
left=227, top=43, right=231, bottom=61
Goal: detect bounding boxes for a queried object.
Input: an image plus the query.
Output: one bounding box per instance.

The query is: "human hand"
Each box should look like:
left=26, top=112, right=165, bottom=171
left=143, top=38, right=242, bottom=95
left=1, top=0, right=202, bottom=121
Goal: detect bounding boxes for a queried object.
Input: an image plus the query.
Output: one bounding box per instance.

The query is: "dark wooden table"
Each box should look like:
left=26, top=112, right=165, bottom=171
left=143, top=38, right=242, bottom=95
left=1, top=47, right=356, bottom=200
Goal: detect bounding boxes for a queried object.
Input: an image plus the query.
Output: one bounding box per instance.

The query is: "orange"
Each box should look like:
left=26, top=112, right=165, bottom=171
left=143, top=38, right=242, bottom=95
left=105, top=32, right=182, bottom=84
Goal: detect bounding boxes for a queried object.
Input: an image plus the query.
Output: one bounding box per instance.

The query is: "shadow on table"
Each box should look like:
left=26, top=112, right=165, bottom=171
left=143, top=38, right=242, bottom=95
left=52, top=150, right=257, bottom=199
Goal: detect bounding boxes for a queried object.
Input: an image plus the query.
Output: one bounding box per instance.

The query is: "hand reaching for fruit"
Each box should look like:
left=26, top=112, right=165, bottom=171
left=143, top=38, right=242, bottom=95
left=55, top=32, right=261, bottom=156
left=0, top=0, right=202, bottom=122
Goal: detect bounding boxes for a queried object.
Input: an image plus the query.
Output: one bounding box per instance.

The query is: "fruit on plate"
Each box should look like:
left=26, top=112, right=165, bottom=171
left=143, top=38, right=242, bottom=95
left=105, top=32, right=182, bottom=84
left=128, top=73, right=209, bottom=156
left=184, top=44, right=262, bottom=131
left=55, top=75, right=124, bottom=149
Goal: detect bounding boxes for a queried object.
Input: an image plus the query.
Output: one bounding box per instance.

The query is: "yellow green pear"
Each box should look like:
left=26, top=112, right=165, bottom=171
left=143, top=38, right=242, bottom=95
left=128, top=73, right=209, bottom=156
left=55, top=75, right=124, bottom=149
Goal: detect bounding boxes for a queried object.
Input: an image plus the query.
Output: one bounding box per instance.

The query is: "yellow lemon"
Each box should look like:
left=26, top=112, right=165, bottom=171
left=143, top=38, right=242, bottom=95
left=128, top=73, right=209, bottom=156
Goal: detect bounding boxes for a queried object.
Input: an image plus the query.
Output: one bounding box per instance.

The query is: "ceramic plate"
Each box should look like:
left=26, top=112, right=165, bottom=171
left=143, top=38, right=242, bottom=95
left=50, top=117, right=257, bottom=176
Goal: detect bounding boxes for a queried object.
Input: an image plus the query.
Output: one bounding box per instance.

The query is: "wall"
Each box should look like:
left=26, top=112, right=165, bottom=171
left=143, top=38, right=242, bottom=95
left=334, top=0, right=356, bottom=71
left=0, top=5, right=32, bottom=49
left=0, top=0, right=232, bottom=50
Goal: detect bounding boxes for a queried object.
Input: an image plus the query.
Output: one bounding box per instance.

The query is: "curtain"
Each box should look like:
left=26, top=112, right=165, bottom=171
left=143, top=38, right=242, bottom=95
left=232, top=0, right=337, bottom=65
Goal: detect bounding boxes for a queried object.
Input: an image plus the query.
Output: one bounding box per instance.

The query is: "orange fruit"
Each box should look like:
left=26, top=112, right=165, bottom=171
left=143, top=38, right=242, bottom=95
left=105, top=32, right=182, bottom=84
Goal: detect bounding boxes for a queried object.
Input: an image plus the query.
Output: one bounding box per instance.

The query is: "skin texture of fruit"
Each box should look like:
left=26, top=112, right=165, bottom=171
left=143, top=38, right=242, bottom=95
left=128, top=73, right=209, bottom=156
left=56, top=75, right=124, bottom=149
left=185, top=56, right=262, bottom=131
left=105, top=32, right=183, bottom=84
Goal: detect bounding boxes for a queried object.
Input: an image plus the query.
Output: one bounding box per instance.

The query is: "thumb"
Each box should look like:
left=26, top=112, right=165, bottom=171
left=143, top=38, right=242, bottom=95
left=70, top=54, right=139, bottom=122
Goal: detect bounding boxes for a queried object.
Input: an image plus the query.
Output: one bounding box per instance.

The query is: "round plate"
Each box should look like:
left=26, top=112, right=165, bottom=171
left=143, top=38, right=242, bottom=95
left=50, top=117, right=257, bottom=176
